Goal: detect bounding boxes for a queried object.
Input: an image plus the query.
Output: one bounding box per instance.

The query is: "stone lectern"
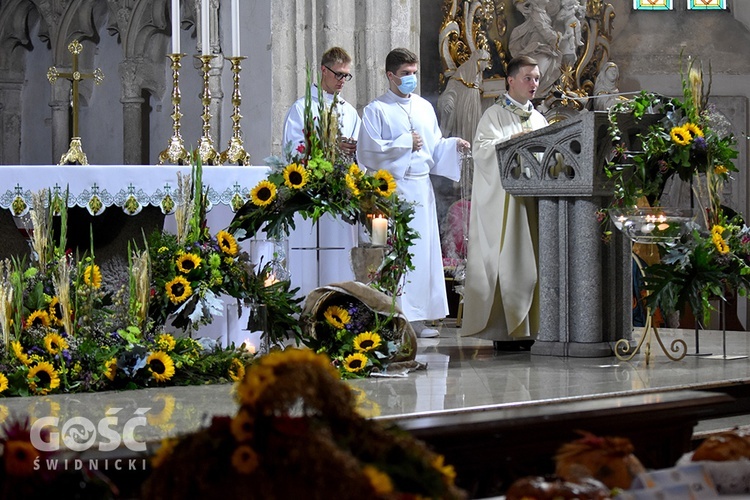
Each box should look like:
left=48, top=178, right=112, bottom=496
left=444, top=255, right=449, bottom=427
left=496, top=110, right=632, bottom=357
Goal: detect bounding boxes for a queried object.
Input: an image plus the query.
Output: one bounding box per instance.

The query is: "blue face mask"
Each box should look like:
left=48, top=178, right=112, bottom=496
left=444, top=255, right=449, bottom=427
left=395, top=74, right=417, bottom=95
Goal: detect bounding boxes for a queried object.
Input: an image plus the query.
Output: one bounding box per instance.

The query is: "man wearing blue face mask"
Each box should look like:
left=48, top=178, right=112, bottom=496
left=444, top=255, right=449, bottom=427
left=358, top=48, right=471, bottom=338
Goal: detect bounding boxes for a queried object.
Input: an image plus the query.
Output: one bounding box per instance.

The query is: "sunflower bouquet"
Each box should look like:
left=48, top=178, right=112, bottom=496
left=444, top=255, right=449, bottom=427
left=143, top=348, right=466, bottom=499
left=605, top=55, right=744, bottom=324
left=299, top=282, right=418, bottom=379
left=230, top=70, right=418, bottom=298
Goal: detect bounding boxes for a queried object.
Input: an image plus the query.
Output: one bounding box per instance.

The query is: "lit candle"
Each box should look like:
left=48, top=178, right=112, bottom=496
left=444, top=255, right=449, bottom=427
left=201, top=0, right=210, bottom=56
left=231, top=0, right=240, bottom=57
left=372, top=216, right=388, bottom=246
left=171, top=0, right=180, bottom=54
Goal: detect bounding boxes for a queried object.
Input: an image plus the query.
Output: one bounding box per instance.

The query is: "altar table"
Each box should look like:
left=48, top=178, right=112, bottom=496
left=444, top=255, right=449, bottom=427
left=0, top=164, right=270, bottom=216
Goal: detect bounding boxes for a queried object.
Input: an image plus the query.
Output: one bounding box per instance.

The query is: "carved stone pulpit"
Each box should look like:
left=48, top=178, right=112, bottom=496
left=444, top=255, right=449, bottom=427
left=496, top=111, right=632, bottom=357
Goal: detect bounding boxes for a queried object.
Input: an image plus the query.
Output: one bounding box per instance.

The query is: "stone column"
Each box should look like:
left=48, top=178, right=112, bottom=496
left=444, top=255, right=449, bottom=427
left=0, top=80, right=22, bottom=165
left=50, top=83, right=72, bottom=164
left=120, top=59, right=144, bottom=165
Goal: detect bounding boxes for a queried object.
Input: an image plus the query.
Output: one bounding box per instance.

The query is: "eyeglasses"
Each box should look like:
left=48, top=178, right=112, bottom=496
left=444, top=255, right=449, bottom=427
left=324, top=65, right=353, bottom=82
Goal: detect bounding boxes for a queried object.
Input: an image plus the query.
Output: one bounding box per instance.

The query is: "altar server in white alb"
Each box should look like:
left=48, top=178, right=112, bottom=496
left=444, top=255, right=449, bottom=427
left=282, top=46, right=360, bottom=160
left=461, top=55, right=548, bottom=350
left=282, top=47, right=361, bottom=289
left=358, top=48, right=470, bottom=338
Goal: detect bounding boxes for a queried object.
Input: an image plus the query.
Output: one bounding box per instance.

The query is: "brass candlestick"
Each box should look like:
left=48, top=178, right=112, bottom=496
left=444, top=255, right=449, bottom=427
left=158, top=53, right=189, bottom=165
left=196, top=54, right=220, bottom=165
left=220, top=56, right=250, bottom=165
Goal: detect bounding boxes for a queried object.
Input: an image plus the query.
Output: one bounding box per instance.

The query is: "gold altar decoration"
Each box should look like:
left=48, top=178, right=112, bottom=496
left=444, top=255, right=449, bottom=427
left=196, top=54, right=220, bottom=165
left=47, top=39, right=104, bottom=165
left=158, top=53, right=189, bottom=165
left=219, top=56, right=250, bottom=165
left=438, top=0, right=616, bottom=107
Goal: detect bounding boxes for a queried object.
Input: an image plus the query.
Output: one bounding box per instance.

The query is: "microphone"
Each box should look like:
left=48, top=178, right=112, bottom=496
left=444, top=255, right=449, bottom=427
left=551, top=90, right=644, bottom=100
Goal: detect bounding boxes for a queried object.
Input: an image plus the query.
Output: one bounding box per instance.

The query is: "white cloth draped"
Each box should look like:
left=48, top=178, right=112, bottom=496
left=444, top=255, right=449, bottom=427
left=460, top=94, right=548, bottom=341
left=357, top=90, right=461, bottom=322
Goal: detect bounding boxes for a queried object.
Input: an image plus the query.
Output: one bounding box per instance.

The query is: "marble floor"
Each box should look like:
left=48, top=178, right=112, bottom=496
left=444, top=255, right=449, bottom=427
left=5, top=323, right=750, bottom=446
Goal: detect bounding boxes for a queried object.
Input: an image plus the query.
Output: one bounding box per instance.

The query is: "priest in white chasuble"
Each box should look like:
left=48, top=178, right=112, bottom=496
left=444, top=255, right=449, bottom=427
left=357, top=48, right=470, bottom=338
left=461, top=55, right=548, bottom=349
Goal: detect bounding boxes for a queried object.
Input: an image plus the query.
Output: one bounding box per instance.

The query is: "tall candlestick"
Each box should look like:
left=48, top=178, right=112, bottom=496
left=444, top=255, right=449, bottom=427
left=171, top=0, right=180, bottom=53
left=372, top=216, right=388, bottom=246
left=231, top=0, right=240, bottom=57
left=201, top=0, right=210, bottom=56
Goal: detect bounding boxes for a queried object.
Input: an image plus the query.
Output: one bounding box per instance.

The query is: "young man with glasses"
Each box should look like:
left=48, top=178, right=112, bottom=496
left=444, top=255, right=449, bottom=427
left=282, top=47, right=360, bottom=161
left=357, top=48, right=470, bottom=338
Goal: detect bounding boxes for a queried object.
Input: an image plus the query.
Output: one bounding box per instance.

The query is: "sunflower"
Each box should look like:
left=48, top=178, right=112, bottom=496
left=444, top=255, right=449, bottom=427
left=669, top=126, right=692, bottom=146
left=4, top=440, right=38, bottom=477
left=0, top=373, right=8, bottom=394
left=353, top=332, right=382, bottom=352
left=432, top=454, right=457, bottom=483
left=82, top=264, right=102, bottom=288
left=27, top=361, right=61, bottom=395
left=216, top=230, right=239, bottom=256
left=176, top=253, right=202, bottom=274
left=363, top=465, right=394, bottom=495
left=11, top=341, right=31, bottom=366
left=230, top=408, right=254, bottom=442
left=165, top=276, right=192, bottom=304
left=348, top=163, right=362, bottom=177
left=47, top=297, right=65, bottom=327
left=103, top=358, right=117, bottom=381
left=323, top=305, right=351, bottom=329
left=683, top=122, right=704, bottom=138
left=374, top=170, right=397, bottom=197
left=147, top=351, right=176, bottom=383
left=343, top=353, right=368, bottom=373
left=155, top=333, right=177, bottom=352
left=250, top=180, right=277, bottom=207
left=43, top=332, right=69, bottom=355
left=231, top=445, right=259, bottom=475
left=715, top=165, right=729, bottom=175
left=25, top=310, right=51, bottom=329
left=228, top=358, right=246, bottom=382
left=283, top=163, right=309, bottom=189
left=345, top=173, right=361, bottom=197
left=235, top=365, right=276, bottom=406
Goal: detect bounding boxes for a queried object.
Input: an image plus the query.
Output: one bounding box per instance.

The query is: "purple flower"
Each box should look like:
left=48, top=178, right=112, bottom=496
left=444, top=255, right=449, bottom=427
left=693, top=136, right=707, bottom=151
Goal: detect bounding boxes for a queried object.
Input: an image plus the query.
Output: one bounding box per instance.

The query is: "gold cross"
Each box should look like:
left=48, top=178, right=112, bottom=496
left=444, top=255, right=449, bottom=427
left=47, top=40, right=104, bottom=165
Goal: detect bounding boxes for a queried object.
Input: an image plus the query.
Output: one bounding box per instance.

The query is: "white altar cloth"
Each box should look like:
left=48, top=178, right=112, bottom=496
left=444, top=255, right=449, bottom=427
left=0, top=165, right=270, bottom=216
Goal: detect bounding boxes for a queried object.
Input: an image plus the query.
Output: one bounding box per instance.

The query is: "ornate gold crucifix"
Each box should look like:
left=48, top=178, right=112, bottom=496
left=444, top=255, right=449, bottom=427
left=47, top=39, right=104, bottom=165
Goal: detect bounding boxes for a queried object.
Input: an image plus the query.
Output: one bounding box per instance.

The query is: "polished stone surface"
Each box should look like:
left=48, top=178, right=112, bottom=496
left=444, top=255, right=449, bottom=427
left=6, top=324, right=750, bottom=447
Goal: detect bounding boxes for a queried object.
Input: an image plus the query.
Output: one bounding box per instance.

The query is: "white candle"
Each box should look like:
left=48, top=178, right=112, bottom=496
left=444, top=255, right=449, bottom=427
left=372, top=216, right=388, bottom=246
left=201, top=0, right=210, bottom=56
left=171, top=0, right=180, bottom=54
left=231, top=0, right=240, bottom=57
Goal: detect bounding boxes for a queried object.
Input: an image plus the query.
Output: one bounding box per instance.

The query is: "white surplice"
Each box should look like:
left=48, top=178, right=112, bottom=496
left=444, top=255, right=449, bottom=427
left=357, top=89, right=462, bottom=322
left=460, top=94, right=548, bottom=341
left=282, top=84, right=361, bottom=155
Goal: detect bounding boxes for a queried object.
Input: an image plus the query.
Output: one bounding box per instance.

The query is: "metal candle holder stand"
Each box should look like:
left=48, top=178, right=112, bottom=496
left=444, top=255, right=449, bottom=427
left=219, top=56, right=249, bottom=165
left=158, top=53, right=189, bottom=165
left=196, top=54, right=220, bottom=165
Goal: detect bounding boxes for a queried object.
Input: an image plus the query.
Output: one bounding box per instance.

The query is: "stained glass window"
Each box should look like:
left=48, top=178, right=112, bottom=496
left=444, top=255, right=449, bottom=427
left=634, top=0, right=673, bottom=9
left=688, top=0, right=726, bottom=9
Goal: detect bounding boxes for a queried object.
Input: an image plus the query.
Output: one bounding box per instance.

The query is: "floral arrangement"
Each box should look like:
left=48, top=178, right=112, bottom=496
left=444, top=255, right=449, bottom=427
left=143, top=348, right=466, bottom=499
left=0, top=163, right=261, bottom=397
left=229, top=70, right=418, bottom=297
left=299, top=282, right=417, bottom=379
left=605, top=55, right=745, bottom=323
